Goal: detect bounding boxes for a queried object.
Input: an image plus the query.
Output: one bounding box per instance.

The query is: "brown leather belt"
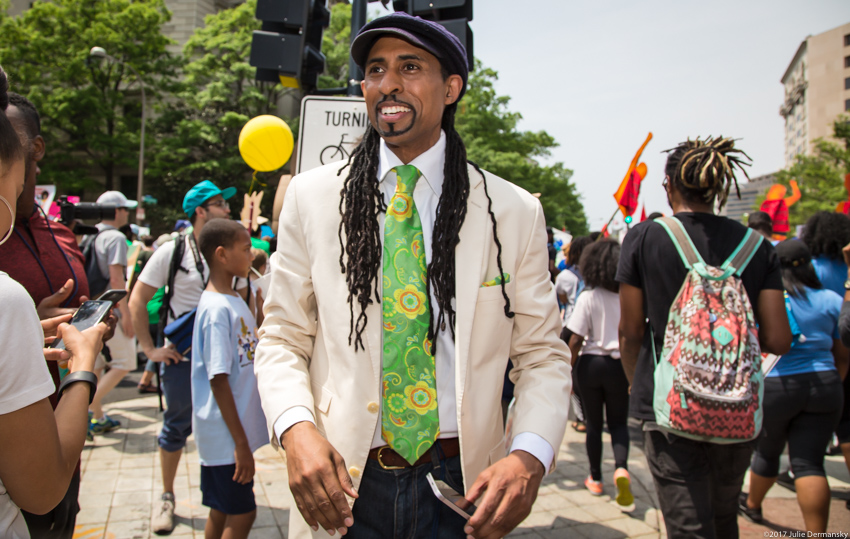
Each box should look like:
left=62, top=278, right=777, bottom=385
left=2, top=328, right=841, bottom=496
left=367, top=438, right=460, bottom=470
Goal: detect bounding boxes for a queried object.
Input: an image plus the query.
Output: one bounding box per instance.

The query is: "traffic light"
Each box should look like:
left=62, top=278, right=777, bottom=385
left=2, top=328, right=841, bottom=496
left=250, top=0, right=330, bottom=90
left=392, top=0, right=473, bottom=69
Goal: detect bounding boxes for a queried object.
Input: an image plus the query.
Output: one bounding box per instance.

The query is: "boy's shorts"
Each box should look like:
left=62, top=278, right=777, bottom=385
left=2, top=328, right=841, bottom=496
left=200, top=464, right=256, bottom=515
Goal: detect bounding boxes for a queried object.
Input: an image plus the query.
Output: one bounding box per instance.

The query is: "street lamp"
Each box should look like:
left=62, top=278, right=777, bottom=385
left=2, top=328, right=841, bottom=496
left=89, top=46, right=146, bottom=222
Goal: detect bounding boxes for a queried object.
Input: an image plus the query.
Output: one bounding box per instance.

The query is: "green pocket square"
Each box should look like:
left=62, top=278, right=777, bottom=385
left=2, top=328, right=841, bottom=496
left=481, top=273, right=511, bottom=287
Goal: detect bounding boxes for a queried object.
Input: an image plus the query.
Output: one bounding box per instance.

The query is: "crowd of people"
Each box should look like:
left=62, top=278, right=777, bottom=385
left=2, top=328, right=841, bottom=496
left=0, top=10, right=849, bottom=539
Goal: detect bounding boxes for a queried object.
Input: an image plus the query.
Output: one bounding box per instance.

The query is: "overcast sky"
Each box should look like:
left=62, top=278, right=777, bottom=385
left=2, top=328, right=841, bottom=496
left=373, top=1, right=850, bottom=231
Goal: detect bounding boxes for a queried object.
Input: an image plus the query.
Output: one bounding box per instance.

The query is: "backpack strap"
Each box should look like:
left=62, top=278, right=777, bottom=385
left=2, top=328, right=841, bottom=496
left=157, top=234, right=187, bottom=345
left=656, top=217, right=704, bottom=269
left=722, top=229, right=763, bottom=276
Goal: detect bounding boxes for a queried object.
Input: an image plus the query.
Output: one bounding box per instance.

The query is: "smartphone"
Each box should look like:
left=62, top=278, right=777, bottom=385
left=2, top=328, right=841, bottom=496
left=426, top=472, right=478, bottom=520
left=96, top=289, right=128, bottom=305
left=50, top=300, right=112, bottom=350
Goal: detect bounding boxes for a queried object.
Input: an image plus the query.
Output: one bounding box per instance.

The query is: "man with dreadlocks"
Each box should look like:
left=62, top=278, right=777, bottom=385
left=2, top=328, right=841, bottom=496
left=254, top=12, right=571, bottom=539
left=617, top=136, right=792, bottom=538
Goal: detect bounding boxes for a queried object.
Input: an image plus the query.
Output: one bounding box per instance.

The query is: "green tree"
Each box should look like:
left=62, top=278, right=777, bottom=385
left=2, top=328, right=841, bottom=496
left=772, top=117, right=850, bottom=227
left=0, top=0, right=178, bottom=193
left=145, top=0, right=288, bottom=229
left=457, top=62, right=588, bottom=234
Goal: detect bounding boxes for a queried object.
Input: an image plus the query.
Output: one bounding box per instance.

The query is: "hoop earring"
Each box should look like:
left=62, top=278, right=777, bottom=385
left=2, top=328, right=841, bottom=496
left=0, top=194, right=14, bottom=246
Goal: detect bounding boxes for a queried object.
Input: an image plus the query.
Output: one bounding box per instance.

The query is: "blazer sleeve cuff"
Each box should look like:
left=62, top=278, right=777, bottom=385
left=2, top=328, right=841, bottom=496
left=510, top=432, right=555, bottom=476
left=273, top=406, right=316, bottom=445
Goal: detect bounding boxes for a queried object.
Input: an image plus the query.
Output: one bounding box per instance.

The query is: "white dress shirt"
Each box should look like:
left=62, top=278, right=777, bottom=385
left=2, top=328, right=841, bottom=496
left=273, top=131, right=554, bottom=471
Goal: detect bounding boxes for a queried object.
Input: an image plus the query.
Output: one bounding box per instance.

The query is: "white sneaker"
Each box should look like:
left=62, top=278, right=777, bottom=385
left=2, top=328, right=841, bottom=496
left=152, top=492, right=176, bottom=535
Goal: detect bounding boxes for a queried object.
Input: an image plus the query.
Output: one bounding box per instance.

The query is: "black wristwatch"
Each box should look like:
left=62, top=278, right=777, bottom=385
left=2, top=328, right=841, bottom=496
left=57, top=371, right=98, bottom=404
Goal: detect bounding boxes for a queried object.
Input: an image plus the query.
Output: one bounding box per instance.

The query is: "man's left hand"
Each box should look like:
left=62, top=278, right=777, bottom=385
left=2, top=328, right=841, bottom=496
left=463, top=450, right=545, bottom=539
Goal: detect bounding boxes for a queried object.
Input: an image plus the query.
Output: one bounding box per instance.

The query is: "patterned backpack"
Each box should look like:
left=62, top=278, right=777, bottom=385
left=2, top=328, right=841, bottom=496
left=652, top=217, right=765, bottom=443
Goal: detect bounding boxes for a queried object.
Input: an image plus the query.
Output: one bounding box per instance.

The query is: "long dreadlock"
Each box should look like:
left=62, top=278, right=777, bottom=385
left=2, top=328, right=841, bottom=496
left=337, top=103, right=514, bottom=351
left=664, top=136, right=752, bottom=210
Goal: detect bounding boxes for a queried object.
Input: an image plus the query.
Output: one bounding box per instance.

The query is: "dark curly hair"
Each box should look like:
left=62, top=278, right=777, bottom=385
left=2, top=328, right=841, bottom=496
left=579, top=239, right=620, bottom=293
left=0, top=65, right=24, bottom=171
left=800, top=211, right=850, bottom=260
left=567, top=236, right=593, bottom=267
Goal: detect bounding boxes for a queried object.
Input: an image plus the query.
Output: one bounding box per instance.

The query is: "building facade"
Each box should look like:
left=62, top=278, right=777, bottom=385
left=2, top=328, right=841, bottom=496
left=780, top=22, right=850, bottom=168
left=719, top=172, right=776, bottom=224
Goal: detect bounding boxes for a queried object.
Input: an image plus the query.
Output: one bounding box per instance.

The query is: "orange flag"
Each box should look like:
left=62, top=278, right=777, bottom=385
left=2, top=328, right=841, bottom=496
left=614, top=133, right=653, bottom=217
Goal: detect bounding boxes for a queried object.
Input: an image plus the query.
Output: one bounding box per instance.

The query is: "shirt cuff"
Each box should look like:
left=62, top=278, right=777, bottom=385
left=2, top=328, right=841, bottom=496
left=272, top=406, right=316, bottom=445
left=510, top=432, right=555, bottom=476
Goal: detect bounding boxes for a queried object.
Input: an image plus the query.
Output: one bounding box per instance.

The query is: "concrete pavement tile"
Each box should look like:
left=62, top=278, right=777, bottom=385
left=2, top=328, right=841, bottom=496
left=571, top=522, right=629, bottom=539
left=120, top=456, right=156, bottom=469
left=599, top=516, right=658, bottom=536
left=260, top=479, right=293, bottom=494
left=74, top=504, right=110, bottom=525
left=117, top=466, right=154, bottom=479
left=112, top=489, right=153, bottom=506
left=533, top=493, right=575, bottom=512
left=106, top=517, right=150, bottom=538
left=641, top=507, right=660, bottom=530
left=78, top=492, right=113, bottom=509
left=270, top=506, right=290, bottom=528
left=254, top=506, right=277, bottom=528
left=550, top=506, right=596, bottom=526
left=109, top=503, right=153, bottom=522
left=248, top=526, right=285, bottom=538
left=558, top=488, right=607, bottom=506
left=71, top=523, right=109, bottom=538
left=581, top=501, right=629, bottom=522
left=85, top=458, right=121, bottom=471
left=115, top=474, right=153, bottom=492
left=516, top=510, right=557, bottom=529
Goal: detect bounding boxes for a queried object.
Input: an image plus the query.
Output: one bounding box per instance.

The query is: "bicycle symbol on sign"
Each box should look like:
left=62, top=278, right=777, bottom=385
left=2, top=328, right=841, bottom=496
left=320, top=134, right=359, bottom=165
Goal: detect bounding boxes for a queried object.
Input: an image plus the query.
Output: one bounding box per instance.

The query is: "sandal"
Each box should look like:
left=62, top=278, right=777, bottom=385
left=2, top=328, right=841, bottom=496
left=572, top=421, right=587, bottom=433
left=137, top=382, right=159, bottom=394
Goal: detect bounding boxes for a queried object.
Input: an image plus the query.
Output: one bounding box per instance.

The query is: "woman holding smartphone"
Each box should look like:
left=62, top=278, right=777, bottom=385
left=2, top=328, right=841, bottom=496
left=0, top=66, right=106, bottom=537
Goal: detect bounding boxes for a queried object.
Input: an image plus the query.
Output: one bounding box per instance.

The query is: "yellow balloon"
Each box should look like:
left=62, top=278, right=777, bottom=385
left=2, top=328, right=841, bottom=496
left=238, top=115, right=294, bottom=172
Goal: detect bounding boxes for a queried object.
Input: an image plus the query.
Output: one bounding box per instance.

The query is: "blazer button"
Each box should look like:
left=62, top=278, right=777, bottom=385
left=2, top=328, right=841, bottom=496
left=367, top=402, right=379, bottom=414
left=349, top=466, right=361, bottom=478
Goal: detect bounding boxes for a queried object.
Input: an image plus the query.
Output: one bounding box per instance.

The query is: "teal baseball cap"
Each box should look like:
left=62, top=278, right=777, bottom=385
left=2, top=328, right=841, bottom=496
left=183, top=180, right=237, bottom=217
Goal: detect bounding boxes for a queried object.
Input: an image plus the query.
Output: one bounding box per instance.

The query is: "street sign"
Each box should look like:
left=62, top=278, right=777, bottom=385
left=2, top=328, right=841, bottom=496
left=296, top=96, right=369, bottom=175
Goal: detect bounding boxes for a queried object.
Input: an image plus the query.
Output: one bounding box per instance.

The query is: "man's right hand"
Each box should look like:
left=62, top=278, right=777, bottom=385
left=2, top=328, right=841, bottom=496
left=145, top=346, right=183, bottom=366
left=282, top=421, right=357, bottom=536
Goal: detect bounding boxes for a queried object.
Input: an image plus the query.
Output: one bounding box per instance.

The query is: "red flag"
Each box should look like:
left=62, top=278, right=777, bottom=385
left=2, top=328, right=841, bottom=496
left=639, top=206, right=647, bottom=223
left=616, top=169, right=642, bottom=216
left=760, top=199, right=790, bottom=234
left=613, top=133, right=653, bottom=217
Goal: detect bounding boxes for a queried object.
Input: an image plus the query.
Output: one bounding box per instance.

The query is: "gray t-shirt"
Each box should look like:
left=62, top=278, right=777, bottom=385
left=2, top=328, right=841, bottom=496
left=94, top=223, right=128, bottom=279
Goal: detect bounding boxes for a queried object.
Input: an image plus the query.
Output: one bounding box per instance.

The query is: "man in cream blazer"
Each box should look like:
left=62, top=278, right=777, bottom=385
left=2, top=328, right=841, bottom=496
left=255, top=13, right=571, bottom=539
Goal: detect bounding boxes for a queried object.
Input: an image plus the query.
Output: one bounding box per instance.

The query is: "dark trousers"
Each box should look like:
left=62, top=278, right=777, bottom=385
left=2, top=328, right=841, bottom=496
left=22, top=469, right=80, bottom=538
left=752, top=371, right=842, bottom=478
left=643, top=428, right=753, bottom=539
left=574, top=354, right=630, bottom=480
left=348, top=450, right=467, bottom=539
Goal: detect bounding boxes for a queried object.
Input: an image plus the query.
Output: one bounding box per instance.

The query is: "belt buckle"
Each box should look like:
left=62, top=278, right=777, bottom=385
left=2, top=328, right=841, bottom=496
left=376, top=446, right=405, bottom=470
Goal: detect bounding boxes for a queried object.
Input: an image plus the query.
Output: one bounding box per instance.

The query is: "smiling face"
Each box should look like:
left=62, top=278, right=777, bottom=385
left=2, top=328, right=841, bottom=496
left=361, top=36, right=462, bottom=163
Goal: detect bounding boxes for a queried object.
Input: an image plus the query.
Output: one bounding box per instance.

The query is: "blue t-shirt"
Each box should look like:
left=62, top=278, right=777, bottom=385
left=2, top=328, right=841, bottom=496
left=770, top=286, right=842, bottom=377
left=812, top=257, right=847, bottom=297
left=191, top=291, right=268, bottom=466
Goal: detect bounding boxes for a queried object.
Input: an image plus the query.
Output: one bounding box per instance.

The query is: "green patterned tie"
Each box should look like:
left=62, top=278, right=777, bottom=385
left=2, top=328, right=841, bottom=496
left=381, top=164, right=439, bottom=464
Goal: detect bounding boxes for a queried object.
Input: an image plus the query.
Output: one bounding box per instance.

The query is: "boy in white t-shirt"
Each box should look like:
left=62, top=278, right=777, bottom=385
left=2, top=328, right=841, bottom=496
left=192, top=220, right=267, bottom=538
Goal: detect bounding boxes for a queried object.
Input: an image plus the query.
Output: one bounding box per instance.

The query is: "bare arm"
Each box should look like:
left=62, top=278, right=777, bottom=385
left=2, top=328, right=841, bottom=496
left=128, top=281, right=181, bottom=365
left=618, top=283, right=645, bottom=385
left=0, top=323, right=106, bottom=514
left=755, top=289, right=792, bottom=356
left=108, top=264, right=133, bottom=339
left=210, top=374, right=254, bottom=484
left=568, top=334, right=583, bottom=368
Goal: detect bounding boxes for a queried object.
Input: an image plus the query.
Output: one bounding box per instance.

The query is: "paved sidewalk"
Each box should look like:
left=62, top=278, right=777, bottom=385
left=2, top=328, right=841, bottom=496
left=74, top=389, right=850, bottom=538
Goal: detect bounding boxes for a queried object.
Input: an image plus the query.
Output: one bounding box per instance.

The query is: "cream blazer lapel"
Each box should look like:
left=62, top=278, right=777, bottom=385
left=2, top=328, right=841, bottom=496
left=454, top=164, right=491, bottom=398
